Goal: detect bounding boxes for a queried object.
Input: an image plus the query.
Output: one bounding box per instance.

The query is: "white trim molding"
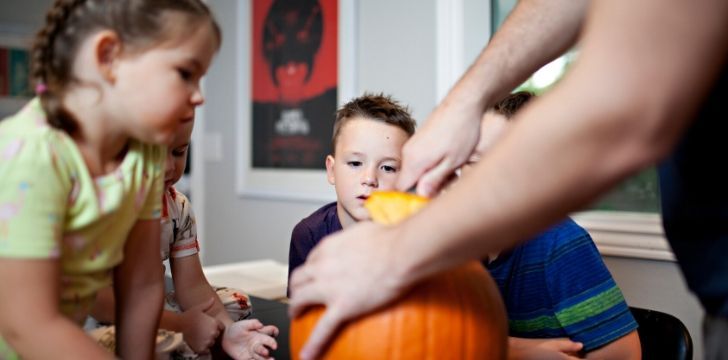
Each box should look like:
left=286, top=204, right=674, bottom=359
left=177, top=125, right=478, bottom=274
left=572, top=211, right=675, bottom=262
left=435, top=0, right=465, bottom=103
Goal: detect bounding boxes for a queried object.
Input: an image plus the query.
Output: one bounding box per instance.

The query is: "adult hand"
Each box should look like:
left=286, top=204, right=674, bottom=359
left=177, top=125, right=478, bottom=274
left=396, top=95, right=483, bottom=197
left=288, top=222, right=407, bottom=360
left=221, top=319, right=279, bottom=360
left=179, top=297, right=225, bottom=354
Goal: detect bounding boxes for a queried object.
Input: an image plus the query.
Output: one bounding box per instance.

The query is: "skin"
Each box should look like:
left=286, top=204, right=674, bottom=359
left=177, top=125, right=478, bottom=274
left=92, top=120, right=279, bottom=359
left=0, top=16, right=219, bottom=359
left=288, top=0, right=728, bottom=358
left=325, top=117, right=411, bottom=228
left=464, top=112, right=641, bottom=359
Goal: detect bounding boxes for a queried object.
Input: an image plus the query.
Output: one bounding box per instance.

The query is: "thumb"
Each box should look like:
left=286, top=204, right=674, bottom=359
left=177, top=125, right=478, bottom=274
left=395, top=142, right=435, bottom=192
left=552, top=339, right=583, bottom=353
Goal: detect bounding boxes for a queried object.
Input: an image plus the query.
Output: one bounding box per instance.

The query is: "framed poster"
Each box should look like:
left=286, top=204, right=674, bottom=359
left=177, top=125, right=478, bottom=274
left=237, top=0, right=356, bottom=201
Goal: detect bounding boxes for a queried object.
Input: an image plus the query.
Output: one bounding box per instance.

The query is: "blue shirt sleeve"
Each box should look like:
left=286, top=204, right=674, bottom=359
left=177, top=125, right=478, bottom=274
left=544, top=224, right=638, bottom=351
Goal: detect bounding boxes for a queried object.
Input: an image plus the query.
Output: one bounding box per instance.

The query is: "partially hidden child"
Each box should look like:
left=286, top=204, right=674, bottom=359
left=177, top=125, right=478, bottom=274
left=462, top=92, right=641, bottom=360
left=88, top=117, right=279, bottom=359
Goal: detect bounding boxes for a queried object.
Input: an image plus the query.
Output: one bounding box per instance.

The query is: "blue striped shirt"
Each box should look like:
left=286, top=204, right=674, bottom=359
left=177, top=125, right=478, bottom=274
left=484, top=219, right=637, bottom=351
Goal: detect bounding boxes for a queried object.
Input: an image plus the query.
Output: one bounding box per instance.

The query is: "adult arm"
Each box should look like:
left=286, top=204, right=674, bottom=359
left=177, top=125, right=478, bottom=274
left=0, top=258, right=113, bottom=359
left=289, top=0, right=728, bottom=358
left=398, top=0, right=589, bottom=196
left=114, top=219, right=165, bottom=359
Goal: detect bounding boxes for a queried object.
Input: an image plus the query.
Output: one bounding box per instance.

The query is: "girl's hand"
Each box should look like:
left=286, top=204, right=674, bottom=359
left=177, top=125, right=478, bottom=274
left=179, top=297, right=225, bottom=354
left=222, top=319, right=279, bottom=360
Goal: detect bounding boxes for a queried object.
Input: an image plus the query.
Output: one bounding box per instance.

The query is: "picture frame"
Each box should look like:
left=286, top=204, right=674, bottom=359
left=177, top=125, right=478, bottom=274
left=236, top=0, right=357, bottom=202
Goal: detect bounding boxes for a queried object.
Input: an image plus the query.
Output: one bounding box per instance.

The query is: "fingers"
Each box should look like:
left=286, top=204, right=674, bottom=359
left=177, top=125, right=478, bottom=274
left=299, top=307, right=344, bottom=360
left=256, top=334, right=278, bottom=352
left=554, top=339, right=582, bottom=353
left=258, top=325, right=279, bottom=337
left=236, top=318, right=263, bottom=331
left=288, top=266, right=313, bottom=295
left=416, top=158, right=456, bottom=197
left=396, top=142, right=439, bottom=192
left=288, top=278, right=323, bottom=319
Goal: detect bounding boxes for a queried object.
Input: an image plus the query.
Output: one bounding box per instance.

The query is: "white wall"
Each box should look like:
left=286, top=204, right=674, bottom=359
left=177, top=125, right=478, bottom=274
left=604, top=256, right=703, bottom=359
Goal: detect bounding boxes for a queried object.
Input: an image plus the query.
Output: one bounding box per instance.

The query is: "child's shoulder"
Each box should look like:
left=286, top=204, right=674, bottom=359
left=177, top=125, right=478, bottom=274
left=523, top=218, right=592, bottom=253
left=165, top=186, right=192, bottom=211
left=293, top=201, right=340, bottom=233
left=0, top=99, right=78, bottom=169
left=1, top=98, right=64, bottom=139
left=303, top=201, right=338, bottom=221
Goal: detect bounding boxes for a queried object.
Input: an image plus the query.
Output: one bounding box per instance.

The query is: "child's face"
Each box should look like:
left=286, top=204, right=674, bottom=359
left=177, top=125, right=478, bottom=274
left=110, top=18, right=218, bottom=146
left=461, top=110, right=510, bottom=176
left=165, top=119, right=194, bottom=190
left=326, top=117, right=410, bottom=227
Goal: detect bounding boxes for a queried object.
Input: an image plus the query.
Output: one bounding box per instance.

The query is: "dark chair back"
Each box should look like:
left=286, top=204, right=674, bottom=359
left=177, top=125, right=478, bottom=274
left=630, top=307, right=693, bottom=360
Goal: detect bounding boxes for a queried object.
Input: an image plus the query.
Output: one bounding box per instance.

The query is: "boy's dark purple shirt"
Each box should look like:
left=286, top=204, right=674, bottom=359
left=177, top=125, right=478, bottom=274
left=287, top=202, right=342, bottom=295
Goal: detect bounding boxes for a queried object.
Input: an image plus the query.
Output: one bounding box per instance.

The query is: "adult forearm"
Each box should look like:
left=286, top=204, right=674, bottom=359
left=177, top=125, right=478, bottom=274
left=450, top=0, right=588, bottom=110
left=395, top=0, right=728, bottom=288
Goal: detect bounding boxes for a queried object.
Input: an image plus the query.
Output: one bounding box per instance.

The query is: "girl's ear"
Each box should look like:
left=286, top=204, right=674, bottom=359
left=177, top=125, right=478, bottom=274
left=325, top=155, right=336, bottom=185
left=94, top=30, right=122, bottom=83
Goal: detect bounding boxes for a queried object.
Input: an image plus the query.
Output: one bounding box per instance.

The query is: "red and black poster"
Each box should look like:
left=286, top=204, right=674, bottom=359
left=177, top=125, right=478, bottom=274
left=252, top=0, right=338, bottom=169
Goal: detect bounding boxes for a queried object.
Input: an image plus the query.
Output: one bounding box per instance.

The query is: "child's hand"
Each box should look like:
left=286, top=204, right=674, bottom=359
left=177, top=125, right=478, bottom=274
left=509, top=337, right=584, bottom=359
left=179, top=297, right=225, bottom=354
left=222, top=319, right=279, bottom=360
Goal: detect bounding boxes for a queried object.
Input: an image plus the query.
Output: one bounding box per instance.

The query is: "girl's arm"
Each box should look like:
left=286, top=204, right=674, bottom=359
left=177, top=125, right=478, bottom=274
left=171, top=254, right=231, bottom=326
left=0, top=258, right=113, bottom=359
left=114, top=218, right=164, bottom=359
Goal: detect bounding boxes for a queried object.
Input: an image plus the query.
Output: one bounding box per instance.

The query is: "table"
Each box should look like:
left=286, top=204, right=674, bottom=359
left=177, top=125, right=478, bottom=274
left=249, top=296, right=291, bottom=360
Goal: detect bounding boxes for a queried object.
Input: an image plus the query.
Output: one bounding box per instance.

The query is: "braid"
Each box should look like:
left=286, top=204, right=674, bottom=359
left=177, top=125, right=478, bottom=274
left=29, top=0, right=220, bottom=134
left=31, top=0, right=87, bottom=133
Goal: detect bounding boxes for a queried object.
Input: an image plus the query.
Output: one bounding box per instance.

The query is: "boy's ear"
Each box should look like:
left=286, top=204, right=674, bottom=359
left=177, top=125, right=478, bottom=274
left=94, top=30, right=123, bottom=84
left=325, top=155, right=336, bottom=185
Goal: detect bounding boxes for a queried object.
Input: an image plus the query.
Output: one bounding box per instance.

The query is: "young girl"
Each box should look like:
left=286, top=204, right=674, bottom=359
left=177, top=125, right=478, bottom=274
left=0, top=0, right=220, bottom=358
left=90, top=118, right=279, bottom=359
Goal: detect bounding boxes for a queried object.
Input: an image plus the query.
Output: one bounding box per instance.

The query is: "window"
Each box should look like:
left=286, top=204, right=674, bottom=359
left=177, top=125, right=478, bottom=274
left=491, top=0, right=670, bottom=260
left=491, top=0, right=660, bottom=214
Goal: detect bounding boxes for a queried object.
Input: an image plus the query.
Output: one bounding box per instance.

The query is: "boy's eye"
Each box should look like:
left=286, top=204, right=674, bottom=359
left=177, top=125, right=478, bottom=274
left=178, top=68, right=193, bottom=81
left=381, top=165, right=397, bottom=173
left=347, top=161, right=362, bottom=168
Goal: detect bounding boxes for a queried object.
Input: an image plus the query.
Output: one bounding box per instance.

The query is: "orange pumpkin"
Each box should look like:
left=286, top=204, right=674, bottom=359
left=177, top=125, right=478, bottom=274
left=364, top=191, right=429, bottom=225
left=290, top=191, right=508, bottom=359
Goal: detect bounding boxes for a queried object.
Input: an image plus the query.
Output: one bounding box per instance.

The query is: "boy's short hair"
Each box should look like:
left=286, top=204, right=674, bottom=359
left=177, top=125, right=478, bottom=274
left=493, top=91, right=535, bottom=119
left=332, top=93, right=416, bottom=154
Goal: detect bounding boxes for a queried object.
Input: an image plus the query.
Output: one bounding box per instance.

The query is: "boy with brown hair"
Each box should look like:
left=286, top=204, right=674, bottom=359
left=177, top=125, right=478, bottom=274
left=287, top=93, right=416, bottom=293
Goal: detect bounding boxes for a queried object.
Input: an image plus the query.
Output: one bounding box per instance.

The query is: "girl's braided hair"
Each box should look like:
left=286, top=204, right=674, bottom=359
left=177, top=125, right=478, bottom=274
left=31, top=0, right=221, bottom=133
